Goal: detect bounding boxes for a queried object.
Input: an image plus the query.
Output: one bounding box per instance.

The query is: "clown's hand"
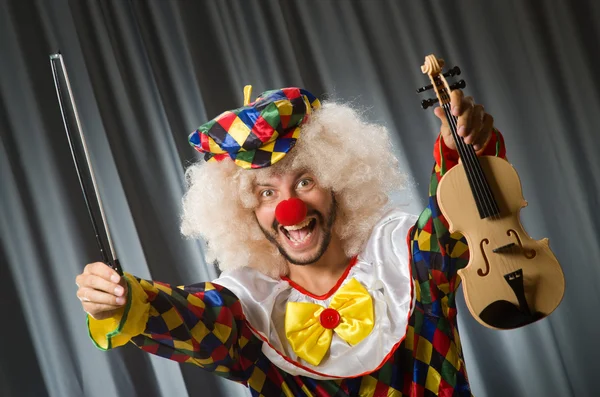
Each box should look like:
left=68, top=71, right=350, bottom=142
left=75, top=262, right=128, bottom=320
left=433, top=89, right=494, bottom=152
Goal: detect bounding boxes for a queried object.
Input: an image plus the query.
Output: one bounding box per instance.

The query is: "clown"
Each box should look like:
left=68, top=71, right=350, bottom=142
left=77, top=86, right=504, bottom=396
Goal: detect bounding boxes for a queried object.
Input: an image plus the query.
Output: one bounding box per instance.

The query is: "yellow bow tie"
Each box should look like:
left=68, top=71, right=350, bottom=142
left=284, top=278, right=374, bottom=366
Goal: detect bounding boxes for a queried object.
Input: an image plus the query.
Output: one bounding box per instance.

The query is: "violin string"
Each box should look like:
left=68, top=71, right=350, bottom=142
left=465, top=134, right=501, bottom=220
left=432, top=72, right=498, bottom=219
left=442, top=104, right=495, bottom=218
left=465, top=134, right=500, bottom=220
left=448, top=107, right=500, bottom=220
left=444, top=104, right=499, bottom=219
left=441, top=103, right=488, bottom=216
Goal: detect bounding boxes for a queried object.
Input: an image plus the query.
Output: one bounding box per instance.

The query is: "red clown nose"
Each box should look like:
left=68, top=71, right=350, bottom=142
left=275, top=198, right=308, bottom=226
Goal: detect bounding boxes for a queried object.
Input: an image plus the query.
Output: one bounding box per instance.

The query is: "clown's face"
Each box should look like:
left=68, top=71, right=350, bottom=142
left=253, top=170, right=336, bottom=266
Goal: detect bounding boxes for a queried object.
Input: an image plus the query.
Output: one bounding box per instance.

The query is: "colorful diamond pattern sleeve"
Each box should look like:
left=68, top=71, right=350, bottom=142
left=133, top=278, right=269, bottom=383
left=88, top=273, right=264, bottom=383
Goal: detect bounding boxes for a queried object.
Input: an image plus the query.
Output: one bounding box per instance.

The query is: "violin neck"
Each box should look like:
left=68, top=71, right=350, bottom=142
left=442, top=103, right=501, bottom=219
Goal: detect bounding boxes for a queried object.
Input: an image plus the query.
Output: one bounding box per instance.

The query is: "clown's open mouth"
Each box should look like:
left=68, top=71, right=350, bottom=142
left=280, top=218, right=317, bottom=244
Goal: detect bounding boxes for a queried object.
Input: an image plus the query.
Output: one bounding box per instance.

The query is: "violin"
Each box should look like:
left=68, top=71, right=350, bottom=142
left=418, top=54, right=565, bottom=330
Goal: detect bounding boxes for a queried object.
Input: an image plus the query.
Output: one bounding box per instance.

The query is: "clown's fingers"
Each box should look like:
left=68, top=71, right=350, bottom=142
left=463, top=104, right=485, bottom=145
left=474, top=113, right=494, bottom=151
left=83, top=261, right=121, bottom=284
left=76, top=272, right=125, bottom=297
left=77, top=287, right=126, bottom=307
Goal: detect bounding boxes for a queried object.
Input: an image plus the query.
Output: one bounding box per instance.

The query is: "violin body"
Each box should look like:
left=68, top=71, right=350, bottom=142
left=438, top=156, right=565, bottom=329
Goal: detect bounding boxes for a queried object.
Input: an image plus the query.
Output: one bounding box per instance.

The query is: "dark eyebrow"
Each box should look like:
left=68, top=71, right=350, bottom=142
left=254, top=170, right=312, bottom=189
left=296, top=171, right=314, bottom=182
left=295, top=169, right=311, bottom=178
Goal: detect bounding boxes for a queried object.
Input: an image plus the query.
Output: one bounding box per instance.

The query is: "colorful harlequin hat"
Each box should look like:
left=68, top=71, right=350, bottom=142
left=188, top=86, right=321, bottom=169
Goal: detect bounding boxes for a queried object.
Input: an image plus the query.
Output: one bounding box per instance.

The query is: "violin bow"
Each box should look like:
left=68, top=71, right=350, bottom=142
left=49, top=52, right=123, bottom=276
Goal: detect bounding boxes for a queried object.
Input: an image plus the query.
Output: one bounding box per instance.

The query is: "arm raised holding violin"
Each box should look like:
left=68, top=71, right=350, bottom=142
left=417, top=55, right=564, bottom=330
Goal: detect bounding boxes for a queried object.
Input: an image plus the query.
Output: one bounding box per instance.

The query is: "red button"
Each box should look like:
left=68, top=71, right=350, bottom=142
left=320, top=308, right=341, bottom=329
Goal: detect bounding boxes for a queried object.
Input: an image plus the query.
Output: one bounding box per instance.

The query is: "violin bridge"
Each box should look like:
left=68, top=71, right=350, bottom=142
left=492, top=242, right=516, bottom=253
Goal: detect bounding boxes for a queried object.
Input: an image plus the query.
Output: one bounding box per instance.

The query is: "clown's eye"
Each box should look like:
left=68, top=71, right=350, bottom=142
left=296, top=178, right=313, bottom=189
left=260, top=189, right=274, bottom=198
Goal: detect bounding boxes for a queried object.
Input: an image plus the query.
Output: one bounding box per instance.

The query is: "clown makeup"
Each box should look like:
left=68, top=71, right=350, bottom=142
left=253, top=171, right=337, bottom=266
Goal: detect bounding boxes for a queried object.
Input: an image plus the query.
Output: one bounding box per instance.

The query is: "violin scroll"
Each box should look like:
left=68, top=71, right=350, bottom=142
left=420, top=55, right=444, bottom=75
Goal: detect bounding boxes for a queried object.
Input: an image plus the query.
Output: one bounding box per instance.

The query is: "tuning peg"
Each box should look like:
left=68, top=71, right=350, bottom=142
left=416, top=67, right=462, bottom=93
left=444, top=66, right=461, bottom=77
left=416, top=84, right=433, bottom=94
left=449, top=79, right=466, bottom=90
left=421, top=98, right=439, bottom=109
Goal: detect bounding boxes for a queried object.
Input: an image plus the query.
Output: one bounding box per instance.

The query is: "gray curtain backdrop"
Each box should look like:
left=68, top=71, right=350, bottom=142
left=1, top=0, right=598, bottom=396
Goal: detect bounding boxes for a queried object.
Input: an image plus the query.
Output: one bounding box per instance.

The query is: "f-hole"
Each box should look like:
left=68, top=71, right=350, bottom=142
left=507, top=229, right=536, bottom=259
left=478, top=239, right=491, bottom=276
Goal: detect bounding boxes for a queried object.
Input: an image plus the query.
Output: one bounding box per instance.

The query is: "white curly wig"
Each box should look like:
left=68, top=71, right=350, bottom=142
left=180, top=101, right=405, bottom=278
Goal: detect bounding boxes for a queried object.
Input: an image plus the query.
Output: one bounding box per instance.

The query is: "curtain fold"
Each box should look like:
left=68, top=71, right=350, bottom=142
left=1, top=1, right=598, bottom=396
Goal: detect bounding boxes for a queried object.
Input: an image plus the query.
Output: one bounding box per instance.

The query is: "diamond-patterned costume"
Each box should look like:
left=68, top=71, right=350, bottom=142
left=88, top=131, right=506, bottom=396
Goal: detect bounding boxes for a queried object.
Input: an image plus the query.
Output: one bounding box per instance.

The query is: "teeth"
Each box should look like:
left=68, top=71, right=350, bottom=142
left=289, top=231, right=312, bottom=243
left=283, top=218, right=312, bottom=231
